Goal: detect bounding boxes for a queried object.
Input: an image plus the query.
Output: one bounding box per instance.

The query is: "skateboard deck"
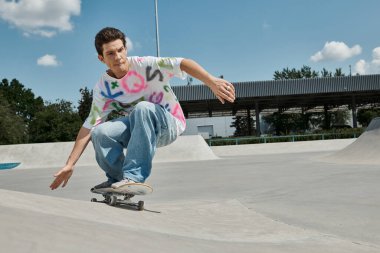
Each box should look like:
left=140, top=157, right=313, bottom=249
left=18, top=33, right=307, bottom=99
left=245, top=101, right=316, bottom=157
left=90, top=183, right=153, bottom=211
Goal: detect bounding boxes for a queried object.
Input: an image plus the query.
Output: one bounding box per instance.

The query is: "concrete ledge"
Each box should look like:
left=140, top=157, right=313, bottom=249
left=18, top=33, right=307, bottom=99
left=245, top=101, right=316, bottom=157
left=0, top=135, right=217, bottom=169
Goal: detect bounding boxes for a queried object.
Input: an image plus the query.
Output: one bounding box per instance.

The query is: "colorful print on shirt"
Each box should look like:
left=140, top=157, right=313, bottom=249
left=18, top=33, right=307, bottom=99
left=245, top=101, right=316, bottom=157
left=83, top=56, right=187, bottom=135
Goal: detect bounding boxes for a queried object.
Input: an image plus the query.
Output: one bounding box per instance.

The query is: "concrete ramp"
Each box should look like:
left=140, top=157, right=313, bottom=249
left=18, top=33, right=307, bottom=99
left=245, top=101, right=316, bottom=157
left=0, top=189, right=375, bottom=253
left=323, top=117, right=380, bottom=164
left=0, top=142, right=96, bottom=169
left=0, top=135, right=217, bottom=169
left=155, top=135, right=218, bottom=162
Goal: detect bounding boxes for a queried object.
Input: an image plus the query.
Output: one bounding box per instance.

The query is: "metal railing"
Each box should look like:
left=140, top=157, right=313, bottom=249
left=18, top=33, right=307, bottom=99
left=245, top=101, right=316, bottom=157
left=208, top=132, right=362, bottom=146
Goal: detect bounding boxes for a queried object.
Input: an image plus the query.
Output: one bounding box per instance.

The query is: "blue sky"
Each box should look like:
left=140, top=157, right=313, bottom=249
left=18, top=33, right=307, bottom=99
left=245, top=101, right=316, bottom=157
left=1, top=0, right=380, bottom=106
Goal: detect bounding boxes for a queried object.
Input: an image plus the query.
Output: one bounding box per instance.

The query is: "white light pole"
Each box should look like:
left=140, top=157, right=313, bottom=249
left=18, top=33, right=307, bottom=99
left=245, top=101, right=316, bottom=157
left=154, top=0, right=160, bottom=57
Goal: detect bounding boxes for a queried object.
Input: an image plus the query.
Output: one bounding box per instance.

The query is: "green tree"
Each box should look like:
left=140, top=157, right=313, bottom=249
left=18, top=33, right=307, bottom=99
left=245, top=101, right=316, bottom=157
left=230, top=115, right=255, bottom=137
left=357, top=108, right=380, bottom=127
left=299, top=65, right=319, bottom=79
left=271, top=66, right=349, bottom=133
left=78, top=87, right=93, bottom=121
left=29, top=100, right=82, bottom=143
left=321, top=68, right=332, bottom=77
left=274, top=67, right=301, bottom=80
left=334, top=68, right=345, bottom=77
left=320, top=106, right=350, bottom=130
left=274, top=65, right=319, bottom=80
left=274, top=66, right=345, bottom=80
left=331, top=110, right=350, bottom=126
left=263, top=112, right=311, bottom=135
left=0, top=92, right=27, bottom=144
left=0, top=78, right=44, bottom=123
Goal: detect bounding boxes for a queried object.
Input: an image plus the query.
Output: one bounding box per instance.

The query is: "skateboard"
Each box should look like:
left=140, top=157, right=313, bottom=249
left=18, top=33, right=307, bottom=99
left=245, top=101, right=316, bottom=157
left=90, top=183, right=153, bottom=211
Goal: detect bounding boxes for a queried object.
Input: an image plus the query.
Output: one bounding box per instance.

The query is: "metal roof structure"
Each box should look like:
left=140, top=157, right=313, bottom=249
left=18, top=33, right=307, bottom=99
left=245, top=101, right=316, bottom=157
left=173, top=74, right=380, bottom=117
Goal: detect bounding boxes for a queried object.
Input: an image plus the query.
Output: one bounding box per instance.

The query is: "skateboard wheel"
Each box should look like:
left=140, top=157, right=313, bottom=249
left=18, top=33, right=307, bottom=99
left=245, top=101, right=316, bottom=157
left=91, top=198, right=97, bottom=202
left=137, top=201, right=144, bottom=211
left=109, top=195, right=117, bottom=206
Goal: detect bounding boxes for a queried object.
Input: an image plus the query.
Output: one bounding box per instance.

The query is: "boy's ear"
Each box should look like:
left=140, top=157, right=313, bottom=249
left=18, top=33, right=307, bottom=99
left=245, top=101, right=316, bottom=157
left=98, top=54, right=104, bottom=62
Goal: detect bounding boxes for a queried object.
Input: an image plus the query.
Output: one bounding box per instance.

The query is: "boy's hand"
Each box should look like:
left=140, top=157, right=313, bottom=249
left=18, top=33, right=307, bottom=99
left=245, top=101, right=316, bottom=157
left=50, top=165, right=74, bottom=190
left=179, top=59, right=236, bottom=103
left=208, top=77, right=235, bottom=104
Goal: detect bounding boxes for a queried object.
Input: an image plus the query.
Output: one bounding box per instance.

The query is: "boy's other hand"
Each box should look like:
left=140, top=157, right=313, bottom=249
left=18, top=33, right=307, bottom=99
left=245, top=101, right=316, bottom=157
left=50, top=165, right=74, bottom=190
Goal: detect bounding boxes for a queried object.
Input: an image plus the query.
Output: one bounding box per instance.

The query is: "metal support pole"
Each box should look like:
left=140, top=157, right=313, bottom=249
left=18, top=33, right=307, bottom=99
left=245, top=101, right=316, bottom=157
left=247, top=107, right=252, bottom=136
left=352, top=96, right=357, bottom=128
left=154, top=0, right=160, bottom=57
left=255, top=101, right=261, bottom=137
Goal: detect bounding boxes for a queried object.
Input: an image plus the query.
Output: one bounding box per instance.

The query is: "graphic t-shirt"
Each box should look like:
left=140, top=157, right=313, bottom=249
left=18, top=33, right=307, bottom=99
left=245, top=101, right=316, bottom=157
left=83, top=56, right=187, bottom=134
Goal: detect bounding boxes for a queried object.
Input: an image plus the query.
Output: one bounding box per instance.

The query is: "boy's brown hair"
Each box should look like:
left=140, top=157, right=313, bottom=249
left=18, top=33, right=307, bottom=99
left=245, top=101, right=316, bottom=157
left=95, top=27, right=126, bottom=56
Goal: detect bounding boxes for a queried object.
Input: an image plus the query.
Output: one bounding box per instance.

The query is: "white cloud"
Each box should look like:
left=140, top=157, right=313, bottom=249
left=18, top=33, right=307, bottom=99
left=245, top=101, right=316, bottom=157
left=354, top=47, right=380, bottom=75
left=371, top=47, right=380, bottom=66
left=126, top=37, right=134, bottom=52
left=37, top=54, right=59, bottom=67
left=0, top=0, right=81, bottom=37
left=354, top=60, right=367, bottom=75
left=310, top=41, right=362, bottom=62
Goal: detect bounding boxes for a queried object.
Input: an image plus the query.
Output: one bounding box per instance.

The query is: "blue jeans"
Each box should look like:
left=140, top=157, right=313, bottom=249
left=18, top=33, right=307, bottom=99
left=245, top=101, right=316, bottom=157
left=91, top=101, right=178, bottom=183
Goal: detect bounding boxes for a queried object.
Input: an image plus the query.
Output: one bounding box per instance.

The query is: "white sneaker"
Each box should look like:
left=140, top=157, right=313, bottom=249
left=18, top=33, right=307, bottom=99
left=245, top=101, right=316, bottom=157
left=111, top=178, right=135, bottom=189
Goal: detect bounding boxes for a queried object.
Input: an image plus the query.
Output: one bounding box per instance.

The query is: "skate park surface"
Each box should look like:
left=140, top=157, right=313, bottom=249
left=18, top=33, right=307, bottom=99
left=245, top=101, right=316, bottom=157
left=0, top=129, right=380, bottom=252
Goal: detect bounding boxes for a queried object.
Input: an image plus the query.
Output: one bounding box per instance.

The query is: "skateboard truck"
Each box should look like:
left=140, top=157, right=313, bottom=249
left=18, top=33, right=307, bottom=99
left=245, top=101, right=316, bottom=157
left=90, top=183, right=152, bottom=211
left=91, top=191, right=144, bottom=211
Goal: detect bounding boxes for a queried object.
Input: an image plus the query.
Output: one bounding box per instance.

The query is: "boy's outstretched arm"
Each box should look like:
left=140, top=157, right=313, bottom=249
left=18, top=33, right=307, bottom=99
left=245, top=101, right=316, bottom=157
left=180, top=58, right=235, bottom=104
left=49, top=126, right=92, bottom=190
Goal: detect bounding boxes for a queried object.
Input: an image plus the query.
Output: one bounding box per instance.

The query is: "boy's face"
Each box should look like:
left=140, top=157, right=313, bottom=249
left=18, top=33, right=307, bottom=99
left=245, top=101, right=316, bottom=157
left=98, top=39, right=128, bottom=78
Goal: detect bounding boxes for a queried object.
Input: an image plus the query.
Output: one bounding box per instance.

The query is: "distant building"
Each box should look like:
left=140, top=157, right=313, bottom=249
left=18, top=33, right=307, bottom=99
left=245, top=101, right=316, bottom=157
left=183, top=116, right=235, bottom=138
left=174, top=74, right=380, bottom=137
